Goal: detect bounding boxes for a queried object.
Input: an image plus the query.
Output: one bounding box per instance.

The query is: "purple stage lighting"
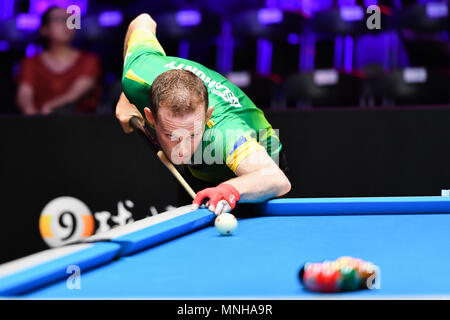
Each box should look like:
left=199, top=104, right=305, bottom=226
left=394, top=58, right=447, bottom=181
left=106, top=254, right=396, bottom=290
left=25, top=43, right=42, bottom=57
left=343, top=35, right=354, bottom=72
left=340, top=6, right=364, bottom=21
left=175, top=10, right=201, bottom=27
left=426, top=2, right=448, bottom=19
left=178, top=40, right=190, bottom=59
left=29, top=0, right=87, bottom=14
left=364, top=0, right=378, bottom=7
left=0, top=40, right=10, bottom=51
left=217, top=21, right=233, bottom=74
left=258, top=8, right=283, bottom=25
left=338, top=0, right=356, bottom=5
left=0, top=0, right=15, bottom=20
left=287, top=33, right=300, bottom=45
left=16, top=14, right=41, bottom=31
left=98, top=11, right=123, bottom=27
left=256, top=38, right=273, bottom=76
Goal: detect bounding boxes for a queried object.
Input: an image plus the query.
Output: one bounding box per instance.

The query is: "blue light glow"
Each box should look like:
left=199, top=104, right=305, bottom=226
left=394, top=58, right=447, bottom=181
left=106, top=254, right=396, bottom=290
left=98, top=11, right=123, bottom=27
left=287, top=33, right=300, bottom=45
left=178, top=40, right=190, bottom=59
left=216, top=21, right=233, bottom=74
left=258, top=8, right=283, bottom=25
left=16, top=14, right=41, bottom=31
left=343, top=35, right=354, bottom=72
left=256, top=38, right=273, bottom=75
left=334, top=35, right=343, bottom=69
left=175, top=10, right=202, bottom=27
left=0, top=40, right=10, bottom=51
left=338, top=0, right=356, bottom=5
left=426, top=2, right=448, bottom=19
left=25, top=43, right=42, bottom=57
left=29, top=0, right=87, bottom=14
left=0, top=0, right=14, bottom=20
left=364, top=0, right=378, bottom=7
left=340, top=6, right=364, bottom=21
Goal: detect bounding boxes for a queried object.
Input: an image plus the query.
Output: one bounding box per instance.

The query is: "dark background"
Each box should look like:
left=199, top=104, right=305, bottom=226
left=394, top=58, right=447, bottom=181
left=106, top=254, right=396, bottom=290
left=0, top=0, right=449, bottom=114
left=0, top=0, right=449, bottom=263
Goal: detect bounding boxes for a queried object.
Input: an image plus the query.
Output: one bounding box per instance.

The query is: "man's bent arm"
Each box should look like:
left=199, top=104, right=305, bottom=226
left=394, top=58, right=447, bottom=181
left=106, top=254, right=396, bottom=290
left=192, top=150, right=291, bottom=215
left=123, top=13, right=157, bottom=59
left=225, top=150, right=291, bottom=203
left=116, top=14, right=157, bottom=132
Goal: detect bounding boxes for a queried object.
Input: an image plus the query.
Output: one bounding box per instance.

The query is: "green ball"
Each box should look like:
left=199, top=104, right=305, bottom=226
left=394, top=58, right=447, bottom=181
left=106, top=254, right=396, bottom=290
left=340, top=267, right=361, bottom=291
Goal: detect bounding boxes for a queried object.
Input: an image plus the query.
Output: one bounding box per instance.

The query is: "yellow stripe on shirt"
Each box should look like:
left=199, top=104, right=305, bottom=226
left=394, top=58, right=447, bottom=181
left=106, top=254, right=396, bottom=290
left=127, top=28, right=166, bottom=56
left=125, top=69, right=148, bottom=85
left=226, top=139, right=265, bottom=173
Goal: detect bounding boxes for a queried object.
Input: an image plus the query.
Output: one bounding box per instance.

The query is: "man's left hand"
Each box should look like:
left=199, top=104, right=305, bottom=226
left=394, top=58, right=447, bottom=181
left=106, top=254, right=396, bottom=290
left=192, top=183, right=241, bottom=215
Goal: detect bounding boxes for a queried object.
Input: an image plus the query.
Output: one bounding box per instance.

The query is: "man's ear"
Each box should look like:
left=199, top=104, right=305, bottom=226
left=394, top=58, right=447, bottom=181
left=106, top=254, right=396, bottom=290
left=144, top=107, right=155, bottom=128
left=206, top=106, right=214, bottom=122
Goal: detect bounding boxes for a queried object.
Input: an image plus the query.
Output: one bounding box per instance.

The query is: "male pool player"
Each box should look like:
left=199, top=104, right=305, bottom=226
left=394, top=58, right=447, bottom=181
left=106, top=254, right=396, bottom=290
left=115, top=13, right=291, bottom=215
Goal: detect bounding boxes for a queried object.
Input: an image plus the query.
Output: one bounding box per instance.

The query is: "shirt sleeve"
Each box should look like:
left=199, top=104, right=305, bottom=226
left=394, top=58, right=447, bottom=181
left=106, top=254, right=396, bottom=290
left=121, top=28, right=167, bottom=113
left=123, top=28, right=166, bottom=74
left=205, top=117, right=266, bottom=173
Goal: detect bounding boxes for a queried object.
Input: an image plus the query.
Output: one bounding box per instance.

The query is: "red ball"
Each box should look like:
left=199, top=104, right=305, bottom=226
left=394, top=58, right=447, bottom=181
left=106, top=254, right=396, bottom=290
left=315, top=268, right=342, bottom=293
left=303, top=264, right=342, bottom=293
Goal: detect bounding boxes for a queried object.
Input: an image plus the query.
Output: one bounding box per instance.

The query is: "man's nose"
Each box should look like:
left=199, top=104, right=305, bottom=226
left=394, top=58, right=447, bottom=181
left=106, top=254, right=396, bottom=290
left=177, top=137, right=191, bottom=158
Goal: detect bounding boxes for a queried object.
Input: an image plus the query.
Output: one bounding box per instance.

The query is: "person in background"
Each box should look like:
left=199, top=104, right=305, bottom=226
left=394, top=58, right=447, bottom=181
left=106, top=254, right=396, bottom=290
left=16, top=6, right=102, bottom=115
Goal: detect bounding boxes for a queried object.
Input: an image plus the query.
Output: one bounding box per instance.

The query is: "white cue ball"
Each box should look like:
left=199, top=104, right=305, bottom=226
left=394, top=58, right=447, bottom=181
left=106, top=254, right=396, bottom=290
left=214, top=213, right=238, bottom=236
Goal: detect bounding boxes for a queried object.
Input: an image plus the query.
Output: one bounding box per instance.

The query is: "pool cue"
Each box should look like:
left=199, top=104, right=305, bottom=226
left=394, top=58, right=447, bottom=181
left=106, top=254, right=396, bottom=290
left=129, top=116, right=197, bottom=199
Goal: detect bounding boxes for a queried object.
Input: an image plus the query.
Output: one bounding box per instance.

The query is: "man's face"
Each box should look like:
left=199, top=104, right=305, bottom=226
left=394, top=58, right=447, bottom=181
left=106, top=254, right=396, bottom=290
left=152, top=103, right=207, bottom=165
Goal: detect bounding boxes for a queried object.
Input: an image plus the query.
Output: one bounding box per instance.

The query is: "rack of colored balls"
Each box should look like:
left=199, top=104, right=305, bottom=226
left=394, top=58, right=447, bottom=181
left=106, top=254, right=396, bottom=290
left=299, top=257, right=379, bottom=293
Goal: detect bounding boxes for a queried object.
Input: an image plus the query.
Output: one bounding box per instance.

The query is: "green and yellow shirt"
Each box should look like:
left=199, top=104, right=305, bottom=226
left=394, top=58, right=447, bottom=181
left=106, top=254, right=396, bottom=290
left=122, top=29, right=282, bottom=183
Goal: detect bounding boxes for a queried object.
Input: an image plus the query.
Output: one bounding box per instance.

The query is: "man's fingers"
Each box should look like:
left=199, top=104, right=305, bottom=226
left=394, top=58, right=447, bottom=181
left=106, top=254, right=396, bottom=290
left=116, top=110, right=143, bottom=133
left=194, top=184, right=240, bottom=213
left=123, top=116, right=143, bottom=133
left=192, top=189, right=210, bottom=206
left=214, top=200, right=231, bottom=216
left=207, top=194, right=222, bottom=213
left=191, top=200, right=209, bottom=211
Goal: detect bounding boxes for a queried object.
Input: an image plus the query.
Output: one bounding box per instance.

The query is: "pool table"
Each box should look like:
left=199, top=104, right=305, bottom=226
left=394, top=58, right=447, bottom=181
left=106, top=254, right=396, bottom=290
left=1, top=196, right=450, bottom=299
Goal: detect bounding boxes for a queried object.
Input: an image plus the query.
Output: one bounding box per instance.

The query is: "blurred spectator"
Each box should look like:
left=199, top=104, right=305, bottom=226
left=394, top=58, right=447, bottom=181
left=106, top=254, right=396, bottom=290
left=16, top=6, right=102, bottom=115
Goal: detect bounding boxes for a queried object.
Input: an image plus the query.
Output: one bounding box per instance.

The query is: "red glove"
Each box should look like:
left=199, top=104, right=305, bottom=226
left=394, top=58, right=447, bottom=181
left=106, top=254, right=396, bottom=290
left=192, top=183, right=241, bottom=213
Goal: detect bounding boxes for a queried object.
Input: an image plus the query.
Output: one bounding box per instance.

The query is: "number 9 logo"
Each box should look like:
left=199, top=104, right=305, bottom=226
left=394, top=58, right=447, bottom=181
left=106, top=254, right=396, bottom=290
left=39, top=197, right=95, bottom=248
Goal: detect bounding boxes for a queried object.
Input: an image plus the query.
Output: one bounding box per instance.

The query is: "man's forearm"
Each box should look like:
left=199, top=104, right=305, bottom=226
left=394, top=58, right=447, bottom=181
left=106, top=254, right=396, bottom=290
left=123, top=13, right=157, bottom=58
left=225, top=169, right=291, bottom=203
